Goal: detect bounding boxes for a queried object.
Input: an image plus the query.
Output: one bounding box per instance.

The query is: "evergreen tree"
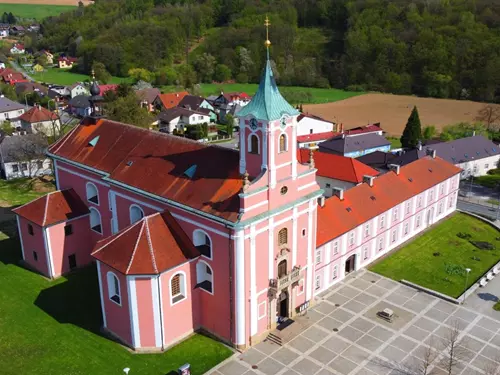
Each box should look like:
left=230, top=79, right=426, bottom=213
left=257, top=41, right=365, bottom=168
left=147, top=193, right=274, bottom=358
left=400, top=106, right=422, bottom=149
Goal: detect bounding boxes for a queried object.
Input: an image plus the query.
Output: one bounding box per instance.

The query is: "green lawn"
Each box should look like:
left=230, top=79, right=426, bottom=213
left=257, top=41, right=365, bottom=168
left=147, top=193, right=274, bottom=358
left=370, top=213, right=500, bottom=298
left=32, top=68, right=131, bottom=86
left=387, top=137, right=402, bottom=149
left=0, top=4, right=75, bottom=19
left=162, top=83, right=364, bottom=105
left=0, top=178, right=54, bottom=207
left=0, top=224, right=232, bottom=375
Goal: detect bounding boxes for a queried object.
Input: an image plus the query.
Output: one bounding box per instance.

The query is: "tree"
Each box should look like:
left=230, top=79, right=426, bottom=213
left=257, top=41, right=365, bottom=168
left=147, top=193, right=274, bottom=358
left=194, top=53, right=216, bottom=83
left=225, top=113, right=235, bottom=137
left=0, top=83, right=17, bottom=102
left=0, top=120, right=13, bottom=135
left=423, top=125, right=437, bottom=141
left=36, top=54, right=49, bottom=67
left=7, top=12, right=16, bottom=24
left=8, top=134, right=48, bottom=178
left=214, top=64, right=231, bottom=82
left=401, top=106, right=422, bottom=148
left=92, top=61, right=112, bottom=84
left=104, top=92, right=154, bottom=129
left=476, top=105, right=500, bottom=130
left=440, top=320, right=468, bottom=375
left=128, top=68, right=154, bottom=83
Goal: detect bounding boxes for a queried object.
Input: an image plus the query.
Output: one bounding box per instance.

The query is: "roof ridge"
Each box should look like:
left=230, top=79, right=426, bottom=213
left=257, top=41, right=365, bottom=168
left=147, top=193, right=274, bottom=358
left=92, top=221, right=141, bottom=255
left=144, top=216, right=158, bottom=274
left=42, top=193, right=50, bottom=226
left=126, top=220, right=146, bottom=274
left=13, top=191, right=49, bottom=213
left=348, top=158, right=360, bottom=182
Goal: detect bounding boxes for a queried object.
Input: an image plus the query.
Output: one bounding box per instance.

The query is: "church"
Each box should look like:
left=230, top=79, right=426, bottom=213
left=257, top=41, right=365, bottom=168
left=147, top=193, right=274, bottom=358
left=12, top=23, right=461, bottom=352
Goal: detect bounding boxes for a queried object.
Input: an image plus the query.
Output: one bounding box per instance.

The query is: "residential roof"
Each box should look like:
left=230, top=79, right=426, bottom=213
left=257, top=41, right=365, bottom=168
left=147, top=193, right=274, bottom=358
left=135, top=87, right=161, bottom=104
left=178, top=95, right=206, bottom=110
left=223, top=92, right=251, bottom=101
left=12, top=43, right=24, bottom=50
left=92, top=211, right=199, bottom=275
left=13, top=189, right=89, bottom=227
left=297, top=113, right=331, bottom=123
left=68, top=95, right=90, bottom=108
left=316, top=156, right=462, bottom=246
left=0, top=96, right=24, bottom=113
left=297, top=131, right=337, bottom=144
left=356, top=151, right=397, bottom=169
left=15, top=82, right=48, bottom=96
left=237, top=60, right=299, bottom=121
left=49, top=119, right=243, bottom=221
left=58, top=56, right=77, bottom=63
left=98, top=84, right=118, bottom=96
left=298, top=149, right=379, bottom=183
left=157, top=107, right=209, bottom=123
left=156, top=91, right=189, bottom=109
left=19, top=105, right=58, bottom=123
left=0, top=133, right=47, bottom=163
left=319, top=133, right=391, bottom=155
left=344, top=124, right=383, bottom=136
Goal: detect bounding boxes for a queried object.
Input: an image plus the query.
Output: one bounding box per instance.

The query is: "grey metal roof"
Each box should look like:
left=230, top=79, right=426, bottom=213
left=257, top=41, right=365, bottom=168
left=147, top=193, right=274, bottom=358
left=418, top=135, right=500, bottom=165
left=0, top=134, right=48, bottom=163
left=0, top=97, right=24, bottom=113
left=319, top=133, right=390, bottom=155
left=357, top=151, right=397, bottom=169
left=178, top=95, right=205, bottom=110
left=68, top=95, right=90, bottom=108
left=157, top=107, right=208, bottom=123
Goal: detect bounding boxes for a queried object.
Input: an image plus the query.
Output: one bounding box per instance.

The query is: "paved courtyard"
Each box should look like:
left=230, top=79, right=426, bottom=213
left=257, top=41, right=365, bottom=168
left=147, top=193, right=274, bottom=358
left=208, top=269, right=500, bottom=375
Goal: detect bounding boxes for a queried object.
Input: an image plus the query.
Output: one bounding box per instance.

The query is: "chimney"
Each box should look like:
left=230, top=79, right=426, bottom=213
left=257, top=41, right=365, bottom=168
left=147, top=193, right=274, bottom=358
left=342, top=133, right=345, bottom=139
left=333, top=187, right=344, bottom=201
left=318, top=196, right=326, bottom=207
left=426, top=148, right=437, bottom=159
left=363, top=175, right=375, bottom=187
left=417, top=140, right=422, bottom=151
left=388, top=164, right=401, bottom=175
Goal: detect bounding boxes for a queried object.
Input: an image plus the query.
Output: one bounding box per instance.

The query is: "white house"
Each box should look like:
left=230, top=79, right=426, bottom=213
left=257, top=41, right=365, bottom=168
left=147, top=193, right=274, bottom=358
left=70, top=83, right=89, bottom=98
left=0, top=97, right=25, bottom=123
left=0, top=24, right=9, bottom=38
left=19, top=105, right=61, bottom=136
left=10, top=43, right=25, bottom=54
left=0, top=134, right=51, bottom=180
left=157, top=107, right=211, bottom=133
left=297, top=113, right=335, bottom=136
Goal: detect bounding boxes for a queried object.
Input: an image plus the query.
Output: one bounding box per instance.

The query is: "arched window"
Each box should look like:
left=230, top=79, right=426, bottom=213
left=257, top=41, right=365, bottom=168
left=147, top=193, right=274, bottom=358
left=278, top=259, right=287, bottom=278
left=107, top=272, right=121, bottom=305
left=86, top=182, right=99, bottom=205
left=279, top=133, right=287, bottom=153
left=249, top=134, right=259, bottom=154
left=193, top=229, right=212, bottom=259
left=196, top=261, right=213, bottom=294
left=129, top=204, right=144, bottom=225
left=90, top=208, right=102, bottom=234
left=170, top=272, right=186, bottom=304
left=278, top=228, right=288, bottom=247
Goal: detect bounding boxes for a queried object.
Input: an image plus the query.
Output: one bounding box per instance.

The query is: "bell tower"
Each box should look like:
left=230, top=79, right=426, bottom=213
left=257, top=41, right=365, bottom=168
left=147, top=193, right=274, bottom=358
left=237, top=16, right=300, bottom=188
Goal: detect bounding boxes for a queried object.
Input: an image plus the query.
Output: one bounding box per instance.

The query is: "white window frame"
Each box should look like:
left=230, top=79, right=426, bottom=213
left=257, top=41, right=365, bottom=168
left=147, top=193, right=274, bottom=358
left=364, top=224, right=370, bottom=238
left=416, top=215, right=421, bottom=228
left=406, top=201, right=411, bottom=214
left=129, top=204, right=144, bottom=225
left=196, top=260, right=214, bottom=295
left=380, top=215, right=385, bottom=228
left=393, top=208, right=398, bottom=221
left=278, top=132, right=288, bottom=153
left=86, top=182, right=99, bottom=205
left=440, top=184, right=445, bottom=194
left=315, top=249, right=322, bottom=264
left=418, top=195, right=422, bottom=208
left=315, top=274, right=321, bottom=290
left=349, top=231, right=355, bottom=246
left=170, top=271, right=187, bottom=306
left=193, top=229, right=213, bottom=260
left=363, top=247, right=369, bottom=260
left=404, top=222, right=409, bottom=235
left=89, top=207, right=102, bottom=234
left=333, top=241, right=339, bottom=256
left=107, top=271, right=121, bottom=306
left=332, top=265, right=338, bottom=279
left=248, top=134, right=260, bottom=155
left=392, top=230, right=397, bottom=243
left=378, top=237, right=383, bottom=251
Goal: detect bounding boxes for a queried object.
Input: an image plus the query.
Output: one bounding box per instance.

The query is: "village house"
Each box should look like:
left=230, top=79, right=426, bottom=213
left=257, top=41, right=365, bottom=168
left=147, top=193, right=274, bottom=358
left=153, top=91, right=189, bottom=111
left=58, top=56, right=78, bottom=69
left=297, top=131, right=336, bottom=149
left=319, top=132, right=391, bottom=158
left=297, top=113, right=335, bottom=137
left=9, top=25, right=25, bottom=36
left=10, top=43, right=25, bottom=54
left=157, top=107, right=212, bottom=134
left=178, top=94, right=217, bottom=122
left=19, top=105, right=60, bottom=136
left=48, top=85, right=70, bottom=97
left=0, top=133, right=50, bottom=180
left=212, top=91, right=251, bottom=108
left=135, top=88, right=161, bottom=112
left=36, top=50, right=54, bottom=64
left=11, top=35, right=461, bottom=354
left=15, top=82, right=48, bottom=98
left=0, top=23, right=9, bottom=38
left=297, top=149, right=380, bottom=196
left=0, top=96, right=25, bottom=123
left=68, top=95, right=96, bottom=117
left=69, top=83, right=89, bottom=98
left=0, top=68, right=29, bottom=85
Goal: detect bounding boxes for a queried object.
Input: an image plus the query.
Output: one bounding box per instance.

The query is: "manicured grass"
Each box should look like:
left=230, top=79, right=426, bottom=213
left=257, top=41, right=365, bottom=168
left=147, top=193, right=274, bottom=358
left=494, top=301, right=500, bottom=311
left=161, top=83, right=364, bottom=104
left=0, top=3, right=75, bottom=19
left=0, top=178, right=54, bottom=207
left=0, top=225, right=232, bottom=375
left=387, top=137, right=402, bottom=149
left=475, top=174, right=500, bottom=188
left=32, top=68, right=131, bottom=86
left=370, top=213, right=500, bottom=298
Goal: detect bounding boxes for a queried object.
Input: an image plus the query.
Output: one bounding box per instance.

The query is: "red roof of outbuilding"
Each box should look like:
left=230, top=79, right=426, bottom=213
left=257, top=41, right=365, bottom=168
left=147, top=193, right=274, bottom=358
left=297, top=131, right=338, bottom=143
left=316, top=156, right=461, bottom=247
left=345, top=124, right=382, bottom=136
left=156, top=91, right=189, bottom=109
left=297, top=149, right=379, bottom=183
left=13, top=189, right=89, bottom=227
left=92, top=211, right=200, bottom=275
left=19, top=105, right=58, bottom=123
left=49, top=119, right=243, bottom=221
left=98, top=84, right=118, bottom=96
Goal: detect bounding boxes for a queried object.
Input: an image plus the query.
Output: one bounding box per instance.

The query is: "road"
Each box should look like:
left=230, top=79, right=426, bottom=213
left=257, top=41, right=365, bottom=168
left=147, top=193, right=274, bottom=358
left=457, top=199, right=500, bottom=221
left=9, top=60, right=35, bottom=81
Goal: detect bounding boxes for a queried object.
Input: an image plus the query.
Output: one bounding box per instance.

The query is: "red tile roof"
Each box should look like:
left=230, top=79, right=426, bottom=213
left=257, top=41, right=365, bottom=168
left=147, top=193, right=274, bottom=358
left=19, top=105, right=58, bottom=123
left=92, top=211, right=199, bottom=275
left=345, top=124, right=382, bottom=136
left=13, top=189, right=89, bottom=227
left=297, top=131, right=338, bottom=143
left=316, top=156, right=461, bottom=247
left=49, top=119, right=243, bottom=221
left=156, top=91, right=189, bottom=109
left=298, top=149, right=379, bottom=183
left=224, top=92, right=250, bottom=101
left=98, top=84, right=118, bottom=96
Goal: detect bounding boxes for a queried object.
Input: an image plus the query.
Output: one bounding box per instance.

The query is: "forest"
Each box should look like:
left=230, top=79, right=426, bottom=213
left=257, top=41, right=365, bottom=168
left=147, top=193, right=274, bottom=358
left=36, top=0, right=500, bottom=102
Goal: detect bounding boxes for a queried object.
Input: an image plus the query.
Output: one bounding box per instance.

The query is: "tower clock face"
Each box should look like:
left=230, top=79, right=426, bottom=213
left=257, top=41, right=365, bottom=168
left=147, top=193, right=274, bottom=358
left=249, top=118, right=258, bottom=130
left=280, top=116, right=288, bottom=129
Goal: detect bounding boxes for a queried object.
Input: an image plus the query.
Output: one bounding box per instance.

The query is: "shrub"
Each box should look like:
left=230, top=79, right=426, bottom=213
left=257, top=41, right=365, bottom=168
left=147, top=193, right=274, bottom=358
left=487, top=168, right=500, bottom=175
left=444, top=263, right=467, bottom=276
left=494, top=301, right=500, bottom=311
left=457, top=232, right=472, bottom=240
left=475, top=174, right=500, bottom=188
left=346, top=84, right=366, bottom=92
left=433, top=252, right=441, bottom=257
left=470, top=241, right=495, bottom=250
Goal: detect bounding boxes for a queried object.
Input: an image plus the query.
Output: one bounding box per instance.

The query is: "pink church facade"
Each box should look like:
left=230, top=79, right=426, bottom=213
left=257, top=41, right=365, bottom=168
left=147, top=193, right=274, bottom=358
left=13, top=52, right=462, bottom=353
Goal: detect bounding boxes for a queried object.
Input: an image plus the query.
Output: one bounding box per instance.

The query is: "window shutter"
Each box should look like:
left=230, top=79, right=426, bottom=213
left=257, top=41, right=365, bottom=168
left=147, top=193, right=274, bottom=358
left=171, top=275, right=180, bottom=296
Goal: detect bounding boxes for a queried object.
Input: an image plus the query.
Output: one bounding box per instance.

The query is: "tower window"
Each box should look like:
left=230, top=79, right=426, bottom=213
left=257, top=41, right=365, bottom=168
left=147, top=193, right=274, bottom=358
left=278, top=228, right=288, bottom=247
left=280, top=186, right=288, bottom=195
left=249, top=135, right=259, bottom=154
left=279, top=133, right=287, bottom=153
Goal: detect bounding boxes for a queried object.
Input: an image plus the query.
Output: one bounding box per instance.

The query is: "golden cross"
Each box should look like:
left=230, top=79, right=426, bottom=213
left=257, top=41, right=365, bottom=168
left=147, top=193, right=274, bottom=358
left=264, top=15, right=270, bottom=42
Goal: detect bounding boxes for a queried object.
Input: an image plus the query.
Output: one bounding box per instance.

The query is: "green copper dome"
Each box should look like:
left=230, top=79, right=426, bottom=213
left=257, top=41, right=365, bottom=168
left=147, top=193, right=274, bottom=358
left=237, top=60, right=299, bottom=122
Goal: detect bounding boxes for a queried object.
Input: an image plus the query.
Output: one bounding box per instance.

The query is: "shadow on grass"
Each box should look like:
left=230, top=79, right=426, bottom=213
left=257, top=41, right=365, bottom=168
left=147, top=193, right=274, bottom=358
left=34, top=265, right=103, bottom=335
left=0, top=219, right=23, bottom=266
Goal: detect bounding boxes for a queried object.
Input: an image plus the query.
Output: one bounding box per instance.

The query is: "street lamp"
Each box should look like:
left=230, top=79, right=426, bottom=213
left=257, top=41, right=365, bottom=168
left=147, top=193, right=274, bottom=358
left=463, top=268, right=471, bottom=303
left=24, top=93, right=29, bottom=109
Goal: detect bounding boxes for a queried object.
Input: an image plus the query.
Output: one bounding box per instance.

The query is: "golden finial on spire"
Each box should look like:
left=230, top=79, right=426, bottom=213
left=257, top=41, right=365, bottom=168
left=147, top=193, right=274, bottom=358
left=264, top=15, right=271, bottom=49
left=91, top=69, right=96, bottom=81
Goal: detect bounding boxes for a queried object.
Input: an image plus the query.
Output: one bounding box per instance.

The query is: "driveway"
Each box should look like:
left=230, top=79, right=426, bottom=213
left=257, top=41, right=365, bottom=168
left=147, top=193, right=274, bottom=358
left=209, top=269, right=500, bottom=375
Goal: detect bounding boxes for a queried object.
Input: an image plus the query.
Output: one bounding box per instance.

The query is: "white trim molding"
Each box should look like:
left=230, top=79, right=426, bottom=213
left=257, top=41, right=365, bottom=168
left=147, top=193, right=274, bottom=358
left=42, top=227, right=55, bottom=278
left=151, top=277, right=162, bottom=348
left=250, top=225, right=257, bottom=336
left=96, top=261, right=108, bottom=328
left=234, top=229, right=246, bottom=346
left=127, top=276, right=141, bottom=348
left=16, top=216, right=25, bottom=260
